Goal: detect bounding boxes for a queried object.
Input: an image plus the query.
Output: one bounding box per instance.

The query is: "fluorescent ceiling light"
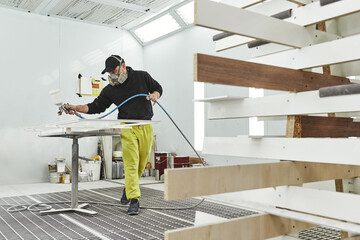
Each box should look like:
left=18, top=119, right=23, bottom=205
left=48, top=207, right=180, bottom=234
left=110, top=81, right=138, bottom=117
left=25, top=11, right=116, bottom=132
left=134, top=14, right=181, bottom=43
left=176, top=1, right=194, bottom=24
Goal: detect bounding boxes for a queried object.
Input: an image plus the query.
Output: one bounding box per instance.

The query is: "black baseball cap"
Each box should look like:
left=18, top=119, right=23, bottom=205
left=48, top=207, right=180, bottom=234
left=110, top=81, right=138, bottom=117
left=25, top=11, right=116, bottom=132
left=101, top=55, right=125, bottom=74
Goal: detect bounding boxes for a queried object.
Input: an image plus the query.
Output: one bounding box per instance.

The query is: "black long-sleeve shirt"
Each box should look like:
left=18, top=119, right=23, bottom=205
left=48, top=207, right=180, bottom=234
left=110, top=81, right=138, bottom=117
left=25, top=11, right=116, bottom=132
left=87, top=66, right=162, bottom=120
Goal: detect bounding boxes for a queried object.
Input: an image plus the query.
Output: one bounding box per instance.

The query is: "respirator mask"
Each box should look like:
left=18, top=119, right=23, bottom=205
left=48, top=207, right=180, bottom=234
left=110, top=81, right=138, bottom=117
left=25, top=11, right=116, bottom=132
left=108, top=56, right=128, bottom=86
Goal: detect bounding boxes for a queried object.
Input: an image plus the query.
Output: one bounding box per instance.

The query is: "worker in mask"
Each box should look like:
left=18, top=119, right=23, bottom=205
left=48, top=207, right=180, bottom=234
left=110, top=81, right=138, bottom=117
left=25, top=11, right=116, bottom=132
left=65, top=55, right=162, bottom=215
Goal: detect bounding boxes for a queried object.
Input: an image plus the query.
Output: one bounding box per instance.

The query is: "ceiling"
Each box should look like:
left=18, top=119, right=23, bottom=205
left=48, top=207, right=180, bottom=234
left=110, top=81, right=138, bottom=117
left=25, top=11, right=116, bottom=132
left=0, top=0, right=188, bottom=30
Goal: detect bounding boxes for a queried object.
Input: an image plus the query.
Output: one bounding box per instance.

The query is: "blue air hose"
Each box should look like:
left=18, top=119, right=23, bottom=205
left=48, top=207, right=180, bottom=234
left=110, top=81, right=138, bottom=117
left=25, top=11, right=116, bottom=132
left=76, top=94, right=205, bottom=166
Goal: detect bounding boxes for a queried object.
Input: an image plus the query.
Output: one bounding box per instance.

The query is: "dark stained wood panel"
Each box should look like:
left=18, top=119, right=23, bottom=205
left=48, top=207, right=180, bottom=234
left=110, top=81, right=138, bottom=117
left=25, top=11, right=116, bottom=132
left=290, top=116, right=360, bottom=138
left=194, top=54, right=350, bottom=92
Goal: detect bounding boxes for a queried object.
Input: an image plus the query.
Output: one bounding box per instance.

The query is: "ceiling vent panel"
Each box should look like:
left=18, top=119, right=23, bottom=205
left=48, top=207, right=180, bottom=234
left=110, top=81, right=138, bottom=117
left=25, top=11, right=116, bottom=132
left=0, top=0, right=43, bottom=12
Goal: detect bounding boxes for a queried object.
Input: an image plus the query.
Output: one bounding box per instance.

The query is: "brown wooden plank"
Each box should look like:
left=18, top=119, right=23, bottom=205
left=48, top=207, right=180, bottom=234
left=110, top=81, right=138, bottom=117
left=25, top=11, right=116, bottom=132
left=194, top=53, right=350, bottom=92
left=165, top=214, right=315, bottom=240
left=164, top=161, right=360, bottom=201
left=295, top=116, right=360, bottom=138
left=286, top=115, right=302, bottom=138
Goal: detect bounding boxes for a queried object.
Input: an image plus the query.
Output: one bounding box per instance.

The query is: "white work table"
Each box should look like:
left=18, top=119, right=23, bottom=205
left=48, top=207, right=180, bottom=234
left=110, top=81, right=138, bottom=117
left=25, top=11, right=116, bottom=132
left=36, top=119, right=158, bottom=215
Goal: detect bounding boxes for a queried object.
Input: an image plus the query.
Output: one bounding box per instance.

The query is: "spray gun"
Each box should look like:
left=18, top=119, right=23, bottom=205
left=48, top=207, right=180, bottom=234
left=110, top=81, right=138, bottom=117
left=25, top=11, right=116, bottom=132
left=49, top=89, right=82, bottom=117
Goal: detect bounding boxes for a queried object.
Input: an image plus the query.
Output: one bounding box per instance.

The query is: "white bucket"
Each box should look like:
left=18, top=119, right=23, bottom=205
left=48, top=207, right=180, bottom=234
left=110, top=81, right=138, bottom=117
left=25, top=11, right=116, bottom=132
left=79, top=171, right=88, bottom=182
left=82, top=161, right=101, bottom=181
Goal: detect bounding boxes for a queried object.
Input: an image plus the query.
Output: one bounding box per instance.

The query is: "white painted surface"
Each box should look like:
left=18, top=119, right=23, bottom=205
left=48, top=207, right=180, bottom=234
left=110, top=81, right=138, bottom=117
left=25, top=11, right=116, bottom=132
left=275, top=186, right=360, bottom=224
left=207, top=90, right=360, bottom=119
left=204, top=190, right=360, bottom=233
left=203, top=136, right=360, bottom=165
left=288, top=0, right=360, bottom=27
left=194, top=211, right=227, bottom=226
left=0, top=7, right=143, bottom=185
left=196, top=0, right=330, bottom=48
left=143, top=26, right=250, bottom=159
left=250, top=34, right=360, bottom=69
left=213, top=0, right=348, bottom=51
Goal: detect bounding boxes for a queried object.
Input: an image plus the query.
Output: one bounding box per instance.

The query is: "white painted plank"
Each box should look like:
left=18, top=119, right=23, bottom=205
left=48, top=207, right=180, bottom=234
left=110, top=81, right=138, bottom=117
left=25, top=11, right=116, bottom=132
left=334, top=60, right=360, bottom=78
left=250, top=43, right=293, bottom=58
left=217, top=0, right=265, bottom=9
left=207, top=90, right=360, bottom=119
left=194, top=96, right=244, bottom=102
left=194, top=211, right=227, bottom=226
left=204, top=190, right=360, bottom=233
left=214, top=0, right=347, bottom=51
left=288, top=0, right=360, bottom=27
left=203, top=136, right=360, bottom=165
left=196, top=0, right=329, bottom=48
left=215, top=35, right=255, bottom=52
left=214, top=0, right=298, bottom=51
left=257, top=116, right=287, bottom=121
left=286, top=0, right=313, bottom=5
left=250, top=34, right=360, bottom=69
left=275, top=186, right=360, bottom=224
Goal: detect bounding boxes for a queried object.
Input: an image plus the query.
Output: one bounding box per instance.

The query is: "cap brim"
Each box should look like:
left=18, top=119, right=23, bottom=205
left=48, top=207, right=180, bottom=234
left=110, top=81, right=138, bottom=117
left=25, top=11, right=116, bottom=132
left=101, top=66, right=114, bottom=74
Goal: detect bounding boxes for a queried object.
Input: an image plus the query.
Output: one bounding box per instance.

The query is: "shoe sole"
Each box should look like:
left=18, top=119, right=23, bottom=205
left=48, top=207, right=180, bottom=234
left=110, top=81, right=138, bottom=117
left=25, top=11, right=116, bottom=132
left=120, top=201, right=130, bottom=205
left=127, top=209, right=140, bottom=215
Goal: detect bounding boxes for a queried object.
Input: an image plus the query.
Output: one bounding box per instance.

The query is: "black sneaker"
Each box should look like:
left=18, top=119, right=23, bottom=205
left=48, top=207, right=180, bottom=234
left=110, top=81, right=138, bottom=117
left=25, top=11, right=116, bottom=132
left=127, top=199, right=140, bottom=215
left=120, top=188, right=130, bottom=205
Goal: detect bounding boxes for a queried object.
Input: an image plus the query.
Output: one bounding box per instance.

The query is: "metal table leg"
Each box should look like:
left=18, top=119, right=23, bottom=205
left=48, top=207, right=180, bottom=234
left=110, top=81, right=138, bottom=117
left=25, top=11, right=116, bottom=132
left=41, top=137, right=97, bottom=215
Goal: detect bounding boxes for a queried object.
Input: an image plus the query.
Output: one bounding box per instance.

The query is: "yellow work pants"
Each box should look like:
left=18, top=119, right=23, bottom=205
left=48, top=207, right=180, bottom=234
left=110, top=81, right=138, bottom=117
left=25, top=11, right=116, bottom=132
left=121, top=124, right=153, bottom=200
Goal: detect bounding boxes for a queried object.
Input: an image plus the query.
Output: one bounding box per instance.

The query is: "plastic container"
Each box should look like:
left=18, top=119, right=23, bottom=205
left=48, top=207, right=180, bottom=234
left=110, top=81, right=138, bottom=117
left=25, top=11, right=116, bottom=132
left=79, top=171, right=88, bottom=182
left=49, top=89, right=62, bottom=106
left=49, top=172, right=59, bottom=183
left=112, top=151, right=123, bottom=158
left=56, top=158, right=66, bottom=173
left=112, top=161, right=124, bottom=179
left=82, top=160, right=101, bottom=181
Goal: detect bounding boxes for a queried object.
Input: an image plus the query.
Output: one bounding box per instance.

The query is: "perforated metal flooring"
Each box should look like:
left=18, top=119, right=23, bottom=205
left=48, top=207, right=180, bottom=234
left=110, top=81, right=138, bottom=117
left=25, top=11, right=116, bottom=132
left=0, top=186, right=258, bottom=240
left=0, top=185, right=342, bottom=240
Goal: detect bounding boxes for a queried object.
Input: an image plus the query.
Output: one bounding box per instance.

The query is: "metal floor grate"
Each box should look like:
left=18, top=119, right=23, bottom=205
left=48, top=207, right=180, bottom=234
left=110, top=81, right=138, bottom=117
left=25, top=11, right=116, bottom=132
left=299, top=226, right=341, bottom=240
left=0, top=186, right=257, bottom=240
left=0, top=186, right=342, bottom=240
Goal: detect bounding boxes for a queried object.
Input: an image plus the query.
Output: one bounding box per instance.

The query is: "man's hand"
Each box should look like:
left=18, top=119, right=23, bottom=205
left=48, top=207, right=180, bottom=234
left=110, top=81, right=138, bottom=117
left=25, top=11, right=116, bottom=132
left=64, top=104, right=77, bottom=115
left=64, top=104, right=89, bottom=114
left=146, top=91, right=160, bottom=106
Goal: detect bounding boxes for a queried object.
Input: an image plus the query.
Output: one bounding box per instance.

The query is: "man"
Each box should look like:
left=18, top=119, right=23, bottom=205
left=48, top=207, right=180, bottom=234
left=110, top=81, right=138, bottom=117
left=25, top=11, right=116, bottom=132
left=65, top=55, right=162, bottom=215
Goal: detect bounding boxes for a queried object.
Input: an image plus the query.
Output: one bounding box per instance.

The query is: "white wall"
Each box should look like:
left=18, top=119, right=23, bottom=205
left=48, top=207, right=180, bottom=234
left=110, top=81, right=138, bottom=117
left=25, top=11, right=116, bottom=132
left=143, top=26, right=273, bottom=165
left=0, top=7, right=143, bottom=185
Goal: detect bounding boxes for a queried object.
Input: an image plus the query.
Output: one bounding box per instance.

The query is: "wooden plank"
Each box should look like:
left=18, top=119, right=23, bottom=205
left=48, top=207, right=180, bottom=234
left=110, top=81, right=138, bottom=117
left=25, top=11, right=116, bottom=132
left=204, top=190, right=360, bottom=234
left=194, top=54, right=349, bottom=92
left=218, top=0, right=265, bottom=9
left=274, top=186, right=360, bottom=224
left=195, top=0, right=335, bottom=48
left=206, top=90, right=360, bottom=119
left=250, top=34, right=360, bottom=69
left=164, top=161, right=360, bottom=200
left=286, top=0, right=312, bottom=5
left=286, top=116, right=360, bottom=138
left=214, top=0, right=298, bottom=51
left=165, top=214, right=315, bottom=240
left=286, top=116, right=302, bottom=138
left=288, top=0, right=360, bottom=27
left=203, top=136, right=360, bottom=166
left=212, top=0, right=342, bottom=51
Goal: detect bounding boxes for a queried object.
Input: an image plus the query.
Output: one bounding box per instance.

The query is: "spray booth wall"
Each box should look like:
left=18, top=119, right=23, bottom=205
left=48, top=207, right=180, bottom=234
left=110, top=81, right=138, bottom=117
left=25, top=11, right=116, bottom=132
left=0, top=7, right=143, bottom=185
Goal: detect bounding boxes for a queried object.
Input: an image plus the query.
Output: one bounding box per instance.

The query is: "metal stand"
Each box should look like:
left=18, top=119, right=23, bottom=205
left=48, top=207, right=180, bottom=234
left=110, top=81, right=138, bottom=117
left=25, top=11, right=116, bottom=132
left=38, top=123, right=128, bottom=216
left=41, top=137, right=97, bottom=215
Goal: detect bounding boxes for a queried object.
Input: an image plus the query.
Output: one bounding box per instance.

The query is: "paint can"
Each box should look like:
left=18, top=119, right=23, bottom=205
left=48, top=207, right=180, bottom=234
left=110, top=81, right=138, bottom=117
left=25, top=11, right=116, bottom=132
left=155, top=169, right=160, bottom=181
left=62, top=174, right=71, bottom=184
